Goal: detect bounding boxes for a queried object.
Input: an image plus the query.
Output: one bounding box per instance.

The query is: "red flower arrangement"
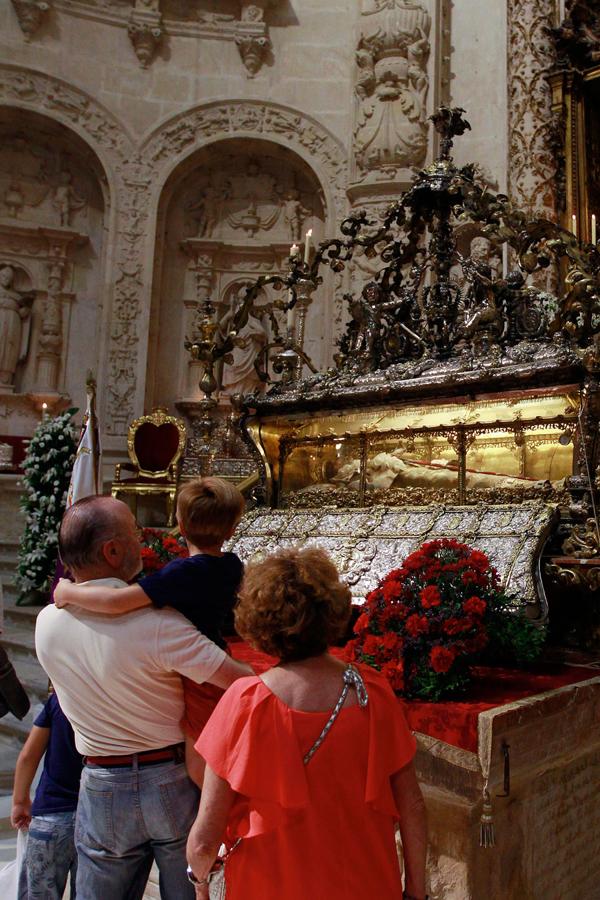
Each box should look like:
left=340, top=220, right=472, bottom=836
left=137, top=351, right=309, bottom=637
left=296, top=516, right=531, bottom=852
left=139, top=527, right=188, bottom=576
left=347, top=538, right=544, bottom=700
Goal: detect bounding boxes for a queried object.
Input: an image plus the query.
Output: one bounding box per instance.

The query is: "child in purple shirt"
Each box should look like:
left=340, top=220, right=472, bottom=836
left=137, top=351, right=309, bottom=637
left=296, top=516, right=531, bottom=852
left=12, top=692, right=83, bottom=899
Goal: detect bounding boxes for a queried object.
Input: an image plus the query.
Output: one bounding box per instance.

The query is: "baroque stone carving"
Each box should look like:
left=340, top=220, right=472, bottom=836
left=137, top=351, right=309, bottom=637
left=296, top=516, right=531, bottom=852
left=142, top=101, right=348, bottom=224
left=353, top=0, right=430, bottom=179
left=108, top=159, right=153, bottom=434
left=10, top=0, right=51, bottom=41
left=0, top=65, right=133, bottom=159
left=36, top=258, right=65, bottom=393
left=128, top=1, right=164, bottom=68
left=235, top=32, right=271, bottom=78
left=51, top=171, right=87, bottom=226
left=219, top=284, right=269, bottom=396
left=235, top=1, right=272, bottom=77
left=0, top=264, right=34, bottom=389
left=507, top=0, right=557, bottom=219
left=0, top=65, right=139, bottom=434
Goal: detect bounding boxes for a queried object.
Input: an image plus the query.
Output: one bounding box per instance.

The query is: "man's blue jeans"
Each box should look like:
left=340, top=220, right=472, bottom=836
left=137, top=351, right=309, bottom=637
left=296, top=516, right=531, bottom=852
left=18, top=810, right=77, bottom=899
left=75, top=759, right=199, bottom=900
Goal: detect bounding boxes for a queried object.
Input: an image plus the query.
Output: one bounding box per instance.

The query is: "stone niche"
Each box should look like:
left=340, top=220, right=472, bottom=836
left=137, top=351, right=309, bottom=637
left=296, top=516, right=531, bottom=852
left=146, top=136, right=331, bottom=415
left=0, top=108, right=106, bottom=434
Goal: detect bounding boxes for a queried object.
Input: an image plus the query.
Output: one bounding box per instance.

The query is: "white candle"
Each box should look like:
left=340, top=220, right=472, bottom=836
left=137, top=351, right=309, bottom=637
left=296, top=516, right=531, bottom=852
left=304, top=228, right=313, bottom=264
left=502, top=242, right=508, bottom=278
left=592, top=214, right=597, bottom=245
left=41, top=401, right=48, bottom=418
left=571, top=214, right=577, bottom=237
left=290, top=243, right=299, bottom=259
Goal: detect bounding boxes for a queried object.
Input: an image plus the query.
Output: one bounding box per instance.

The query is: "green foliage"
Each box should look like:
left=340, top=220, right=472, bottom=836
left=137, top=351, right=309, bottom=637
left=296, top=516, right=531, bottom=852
left=482, top=595, right=547, bottom=666
left=16, top=410, right=77, bottom=600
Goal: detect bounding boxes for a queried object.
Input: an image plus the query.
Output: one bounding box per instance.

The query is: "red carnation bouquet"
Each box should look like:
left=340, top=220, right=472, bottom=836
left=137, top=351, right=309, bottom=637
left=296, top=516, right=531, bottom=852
left=139, top=527, right=188, bottom=576
left=347, top=538, right=544, bottom=700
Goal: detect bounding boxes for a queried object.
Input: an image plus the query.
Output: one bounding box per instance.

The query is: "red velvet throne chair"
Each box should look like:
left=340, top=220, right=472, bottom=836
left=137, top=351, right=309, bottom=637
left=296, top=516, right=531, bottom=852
left=111, top=407, right=186, bottom=526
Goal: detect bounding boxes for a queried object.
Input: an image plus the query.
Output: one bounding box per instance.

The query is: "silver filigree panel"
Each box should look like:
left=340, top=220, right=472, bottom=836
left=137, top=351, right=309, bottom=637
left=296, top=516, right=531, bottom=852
left=227, top=501, right=556, bottom=613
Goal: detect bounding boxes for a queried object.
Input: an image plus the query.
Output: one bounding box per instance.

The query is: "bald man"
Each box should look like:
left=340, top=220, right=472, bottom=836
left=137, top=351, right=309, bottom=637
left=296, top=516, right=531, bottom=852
left=36, top=496, right=251, bottom=900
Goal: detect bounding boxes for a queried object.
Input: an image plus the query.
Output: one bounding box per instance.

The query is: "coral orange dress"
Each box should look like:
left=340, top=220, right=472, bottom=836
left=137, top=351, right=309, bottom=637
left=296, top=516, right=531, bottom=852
left=196, top=665, right=416, bottom=900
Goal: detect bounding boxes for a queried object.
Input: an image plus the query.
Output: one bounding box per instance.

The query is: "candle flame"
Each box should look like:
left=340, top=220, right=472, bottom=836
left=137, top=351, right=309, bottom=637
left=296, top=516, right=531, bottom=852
left=306, top=228, right=313, bottom=238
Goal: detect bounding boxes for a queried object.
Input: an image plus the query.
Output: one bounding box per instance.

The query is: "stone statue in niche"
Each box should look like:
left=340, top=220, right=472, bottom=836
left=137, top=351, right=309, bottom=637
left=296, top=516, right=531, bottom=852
left=52, top=171, right=86, bottom=226
left=4, top=178, right=25, bottom=218
left=0, top=265, right=34, bottom=389
left=187, top=182, right=230, bottom=239
left=282, top=188, right=311, bottom=242
left=354, top=0, right=431, bottom=178
left=219, top=284, right=268, bottom=396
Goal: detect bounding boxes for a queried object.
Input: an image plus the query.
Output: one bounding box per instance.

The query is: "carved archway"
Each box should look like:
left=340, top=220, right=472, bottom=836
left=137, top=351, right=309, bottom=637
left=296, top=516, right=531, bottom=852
left=0, top=64, right=154, bottom=438
left=0, top=106, right=109, bottom=409
left=139, top=99, right=348, bottom=228
left=146, top=135, right=331, bottom=412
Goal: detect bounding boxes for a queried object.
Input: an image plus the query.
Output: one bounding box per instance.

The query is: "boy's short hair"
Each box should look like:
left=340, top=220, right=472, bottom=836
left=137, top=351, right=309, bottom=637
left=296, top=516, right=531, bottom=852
left=177, top=477, right=245, bottom=547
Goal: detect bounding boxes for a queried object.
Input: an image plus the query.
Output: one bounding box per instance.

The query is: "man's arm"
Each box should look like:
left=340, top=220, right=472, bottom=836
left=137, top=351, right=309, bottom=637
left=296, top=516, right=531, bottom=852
left=206, top=654, right=253, bottom=689
left=158, top=614, right=253, bottom=685
left=11, top=725, right=49, bottom=829
left=54, top=579, right=150, bottom=614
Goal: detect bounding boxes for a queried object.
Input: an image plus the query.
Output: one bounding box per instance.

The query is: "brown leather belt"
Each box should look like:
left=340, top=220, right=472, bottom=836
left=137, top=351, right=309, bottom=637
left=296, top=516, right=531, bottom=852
left=85, top=743, right=185, bottom=767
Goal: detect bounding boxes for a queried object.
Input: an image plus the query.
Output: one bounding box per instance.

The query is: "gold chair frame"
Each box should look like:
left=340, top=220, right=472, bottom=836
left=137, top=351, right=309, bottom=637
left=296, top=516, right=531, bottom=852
left=111, top=408, right=187, bottom=526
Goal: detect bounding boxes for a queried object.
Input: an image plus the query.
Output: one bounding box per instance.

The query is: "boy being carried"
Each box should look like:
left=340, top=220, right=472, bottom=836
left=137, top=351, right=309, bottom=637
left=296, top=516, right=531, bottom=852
left=54, top=476, right=245, bottom=787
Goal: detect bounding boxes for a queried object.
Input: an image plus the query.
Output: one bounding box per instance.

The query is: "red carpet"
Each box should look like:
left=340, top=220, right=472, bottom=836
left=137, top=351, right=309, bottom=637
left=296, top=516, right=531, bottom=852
left=228, top=639, right=591, bottom=753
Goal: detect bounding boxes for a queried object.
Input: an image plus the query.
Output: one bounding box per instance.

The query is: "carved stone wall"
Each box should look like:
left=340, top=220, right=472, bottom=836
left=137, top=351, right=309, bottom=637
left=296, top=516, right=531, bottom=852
left=507, top=0, right=559, bottom=218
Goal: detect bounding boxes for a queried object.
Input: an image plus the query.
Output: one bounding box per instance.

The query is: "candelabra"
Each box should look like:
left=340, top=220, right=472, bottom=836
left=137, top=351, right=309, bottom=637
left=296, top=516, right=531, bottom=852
left=181, top=298, right=220, bottom=476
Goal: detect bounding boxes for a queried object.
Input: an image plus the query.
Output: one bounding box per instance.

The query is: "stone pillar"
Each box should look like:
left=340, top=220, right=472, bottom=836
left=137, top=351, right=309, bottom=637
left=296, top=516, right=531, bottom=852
left=507, top=0, right=559, bottom=219
left=35, top=258, right=64, bottom=395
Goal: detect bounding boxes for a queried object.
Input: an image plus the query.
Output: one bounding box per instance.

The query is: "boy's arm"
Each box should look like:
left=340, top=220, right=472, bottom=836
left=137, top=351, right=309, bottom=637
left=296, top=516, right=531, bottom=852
left=53, top=579, right=150, bottom=614
left=11, top=725, right=49, bottom=829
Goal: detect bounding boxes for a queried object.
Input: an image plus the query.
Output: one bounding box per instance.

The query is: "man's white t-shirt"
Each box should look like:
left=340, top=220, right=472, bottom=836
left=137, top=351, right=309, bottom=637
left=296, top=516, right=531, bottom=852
left=35, top=578, right=226, bottom=756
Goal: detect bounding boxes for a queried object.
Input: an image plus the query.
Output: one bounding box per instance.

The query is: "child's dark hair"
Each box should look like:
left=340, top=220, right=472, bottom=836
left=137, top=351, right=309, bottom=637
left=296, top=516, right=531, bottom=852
left=177, top=477, right=245, bottom=547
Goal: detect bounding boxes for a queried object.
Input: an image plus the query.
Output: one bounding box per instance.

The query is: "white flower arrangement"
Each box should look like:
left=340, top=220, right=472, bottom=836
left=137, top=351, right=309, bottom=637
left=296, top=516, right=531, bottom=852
left=16, top=409, right=77, bottom=603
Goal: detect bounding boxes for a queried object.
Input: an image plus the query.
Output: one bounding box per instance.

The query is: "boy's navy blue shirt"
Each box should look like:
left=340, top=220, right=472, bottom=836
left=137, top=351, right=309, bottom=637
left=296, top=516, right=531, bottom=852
left=31, top=693, right=83, bottom=815
left=139, top=552, right=244, bottom=649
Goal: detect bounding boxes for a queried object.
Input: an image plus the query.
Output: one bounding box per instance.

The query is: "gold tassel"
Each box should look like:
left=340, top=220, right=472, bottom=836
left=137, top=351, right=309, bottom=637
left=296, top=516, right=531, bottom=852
left=479, top=787, right=495, bottom=848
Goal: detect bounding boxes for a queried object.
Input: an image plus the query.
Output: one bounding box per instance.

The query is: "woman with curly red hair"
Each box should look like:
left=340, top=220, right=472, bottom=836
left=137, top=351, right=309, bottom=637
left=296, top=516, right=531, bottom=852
left=186, top=546, right=428, bottom=900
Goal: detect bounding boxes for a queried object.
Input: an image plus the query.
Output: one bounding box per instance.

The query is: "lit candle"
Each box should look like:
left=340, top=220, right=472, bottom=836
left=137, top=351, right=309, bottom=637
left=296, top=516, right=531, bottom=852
left=41, top=402, right=48, bottom=418
left=290, top=243, right=299, bottom=259
left=571, top=214, right=577, bottom=237
left=304, top=228, right=313, bottom=264
left=592, top=214, right=597, bottom=245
